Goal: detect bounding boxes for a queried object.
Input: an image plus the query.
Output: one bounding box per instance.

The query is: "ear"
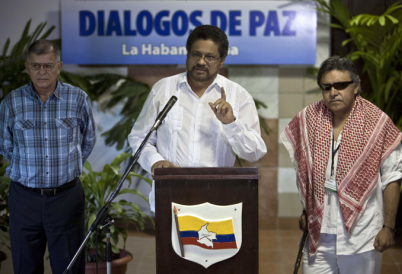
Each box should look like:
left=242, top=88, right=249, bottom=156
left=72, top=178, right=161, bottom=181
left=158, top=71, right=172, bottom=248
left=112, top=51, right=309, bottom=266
left=219, top=57, right=226, bottom=69
left=354, top=81, right=360, bottom=95
left=57, top=62, right=63, bottom=75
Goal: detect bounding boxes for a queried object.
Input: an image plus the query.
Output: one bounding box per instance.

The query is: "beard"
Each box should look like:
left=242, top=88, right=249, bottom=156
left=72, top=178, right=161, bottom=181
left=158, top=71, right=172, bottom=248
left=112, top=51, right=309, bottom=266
left=186, top=63, right=219, bottom=83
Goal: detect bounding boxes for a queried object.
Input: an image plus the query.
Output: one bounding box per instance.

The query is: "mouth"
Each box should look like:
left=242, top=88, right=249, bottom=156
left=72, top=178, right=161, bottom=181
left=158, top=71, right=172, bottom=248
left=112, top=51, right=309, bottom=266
left=193, top=67, right=207, bottom=73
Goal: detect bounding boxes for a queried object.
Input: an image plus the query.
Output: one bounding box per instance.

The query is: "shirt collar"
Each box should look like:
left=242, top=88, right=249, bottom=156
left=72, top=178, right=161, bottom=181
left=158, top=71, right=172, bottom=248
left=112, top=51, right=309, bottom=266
left=28, top=80, right=62, bottom=100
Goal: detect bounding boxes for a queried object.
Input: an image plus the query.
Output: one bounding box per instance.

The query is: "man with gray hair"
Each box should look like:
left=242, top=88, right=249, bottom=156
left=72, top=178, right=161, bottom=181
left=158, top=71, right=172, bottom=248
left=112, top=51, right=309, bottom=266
left=281, top=56, right=401, bottom=273
left=0, top=39, right=96, bottom=273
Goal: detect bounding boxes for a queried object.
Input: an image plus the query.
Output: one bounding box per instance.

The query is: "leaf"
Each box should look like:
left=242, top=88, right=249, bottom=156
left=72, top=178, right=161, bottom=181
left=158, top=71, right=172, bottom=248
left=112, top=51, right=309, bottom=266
left=87, top=213, right=97, bottom=229
left=39, top=25, right=56, bottom=40
left=385, top=15, right=399, bottom=24
left=2, top=38, right=10, bottom=63
left=111, top=245, right=120, bottom=254
left=379, top=16, right=386, bottom=26
left=384, top=77, right=396, bottom=103
left=84, top=161, right=93, bottom=173
left=0, top=161, right=10, bottom=176
left=330, top=23, right=344, bottom=29
left=342, top=38, right=353, bottom=47
left=110, top=152, right=131, bottom=167
left=117, top=188, right=149, bottom=202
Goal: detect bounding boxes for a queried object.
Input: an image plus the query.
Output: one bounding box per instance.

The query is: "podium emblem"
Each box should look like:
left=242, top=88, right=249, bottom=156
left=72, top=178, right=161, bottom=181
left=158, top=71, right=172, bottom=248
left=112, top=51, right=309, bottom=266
left=171, top=202, right=243, bottom=268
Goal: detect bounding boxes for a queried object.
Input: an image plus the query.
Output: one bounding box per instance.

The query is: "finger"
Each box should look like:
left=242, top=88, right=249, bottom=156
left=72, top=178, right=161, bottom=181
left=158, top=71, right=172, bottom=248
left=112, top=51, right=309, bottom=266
left=220, top=102, right=232, bottom=115
left=221, top=87, right=226, bottom=101
left=168, top=162, right=179, bottom=168
left=377, top=244, right=384, bottom=253
left=217, top=102, right=227, bottom=113
left=374, top=237, right=380, bottom=251
left=211, top=98, right=223, bottom=109
left=209, top=102, right=217, bottom=114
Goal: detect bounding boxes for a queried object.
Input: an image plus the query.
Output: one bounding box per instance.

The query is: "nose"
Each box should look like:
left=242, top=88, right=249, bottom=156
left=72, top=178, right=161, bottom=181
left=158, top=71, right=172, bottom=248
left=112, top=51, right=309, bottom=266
left=330, top=87, right=338, bottom=97
left=197, top=56, right=207, bottom=66
left=38, top=65, right=47, bottom=74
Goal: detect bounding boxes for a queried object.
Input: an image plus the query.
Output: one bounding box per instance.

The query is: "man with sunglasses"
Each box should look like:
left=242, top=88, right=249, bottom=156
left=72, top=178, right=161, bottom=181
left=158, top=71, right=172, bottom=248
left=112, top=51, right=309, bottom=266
left=281, top=56, right=402, bottom=273
left=0, top=39, right=96, bottom=273
left=128, top=25, right=267, bottom=212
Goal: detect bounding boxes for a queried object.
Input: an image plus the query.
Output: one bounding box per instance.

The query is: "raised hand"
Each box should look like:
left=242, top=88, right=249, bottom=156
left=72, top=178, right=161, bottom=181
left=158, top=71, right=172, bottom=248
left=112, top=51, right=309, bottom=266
left=208, top=87, right=235, bottom=124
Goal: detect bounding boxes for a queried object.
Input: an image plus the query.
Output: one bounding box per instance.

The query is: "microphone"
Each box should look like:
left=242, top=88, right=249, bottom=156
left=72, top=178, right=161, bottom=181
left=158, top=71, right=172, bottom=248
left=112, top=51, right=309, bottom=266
left=151, top=96, right=178, bottom=131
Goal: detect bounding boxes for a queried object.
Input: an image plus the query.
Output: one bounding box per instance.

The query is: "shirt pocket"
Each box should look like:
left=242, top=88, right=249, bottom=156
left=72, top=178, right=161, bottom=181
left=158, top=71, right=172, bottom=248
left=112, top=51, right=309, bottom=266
left=158, top=105, right=183, bottom=132
left=55, top=117, right=79, bottom=148
left=13, top=119, right=36, bottom=150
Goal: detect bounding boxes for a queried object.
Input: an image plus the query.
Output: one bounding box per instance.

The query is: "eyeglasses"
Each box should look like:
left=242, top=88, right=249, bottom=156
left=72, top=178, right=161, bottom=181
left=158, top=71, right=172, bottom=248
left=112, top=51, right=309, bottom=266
left=188, top=51, right=221, bottom=64
left=27, top=62, right=59, bottom=71
left=319, top=81, right=354, bottom=91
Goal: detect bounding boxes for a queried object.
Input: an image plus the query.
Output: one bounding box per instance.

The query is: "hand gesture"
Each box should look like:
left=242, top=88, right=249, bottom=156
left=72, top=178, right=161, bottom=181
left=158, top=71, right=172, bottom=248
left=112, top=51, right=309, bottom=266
left=151, top=160, right=179, bottom=176
left=209, top=87, right=235, bottom=124
left=374, top=227, right=395, bottom=252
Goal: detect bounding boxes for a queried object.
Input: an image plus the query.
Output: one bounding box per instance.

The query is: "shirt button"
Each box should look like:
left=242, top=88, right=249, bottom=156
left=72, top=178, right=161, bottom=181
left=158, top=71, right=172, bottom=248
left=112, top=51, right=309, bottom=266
left=44, top=106, right=46, bottom=109
left=45, top=138, right=47, bottom=141
left=46, top=155, right=48, bottom=158
left=44, top=122, right=46, bottom=125
left=46, top=172, right=49, bottom=174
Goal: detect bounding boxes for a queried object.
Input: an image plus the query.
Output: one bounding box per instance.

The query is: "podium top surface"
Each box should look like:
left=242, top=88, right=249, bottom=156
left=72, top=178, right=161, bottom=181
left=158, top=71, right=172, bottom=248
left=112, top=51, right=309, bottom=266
left=153, top=167, right=260, bottom=180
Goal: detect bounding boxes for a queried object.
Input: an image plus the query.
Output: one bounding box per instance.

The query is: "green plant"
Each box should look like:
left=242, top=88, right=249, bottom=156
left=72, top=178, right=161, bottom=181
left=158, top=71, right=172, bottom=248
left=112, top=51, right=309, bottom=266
left=315, top=0, right=402, bottom=130
left=0, top=157, right=11, bottom=251
left=80, top=153, right=153, bottom=262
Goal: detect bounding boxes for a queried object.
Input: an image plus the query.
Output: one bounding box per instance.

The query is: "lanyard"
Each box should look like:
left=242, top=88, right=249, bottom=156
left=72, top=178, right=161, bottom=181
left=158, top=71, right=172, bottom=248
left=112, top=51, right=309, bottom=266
left=330, top=135, right=340, bottom=177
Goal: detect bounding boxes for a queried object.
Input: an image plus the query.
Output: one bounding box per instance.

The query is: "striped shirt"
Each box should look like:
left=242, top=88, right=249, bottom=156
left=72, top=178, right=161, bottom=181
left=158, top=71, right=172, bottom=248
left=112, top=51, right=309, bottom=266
left=0, top=80, right=96, bottom=188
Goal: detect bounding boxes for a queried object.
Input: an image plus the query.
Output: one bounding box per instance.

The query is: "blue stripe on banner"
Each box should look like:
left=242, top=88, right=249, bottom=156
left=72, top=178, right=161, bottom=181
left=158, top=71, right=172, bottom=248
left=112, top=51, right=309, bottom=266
left=215, top=234, right=236, bottom=243
left=180, top=231, right=236, bottom=243
left=180, top=231, right=198, bottom=238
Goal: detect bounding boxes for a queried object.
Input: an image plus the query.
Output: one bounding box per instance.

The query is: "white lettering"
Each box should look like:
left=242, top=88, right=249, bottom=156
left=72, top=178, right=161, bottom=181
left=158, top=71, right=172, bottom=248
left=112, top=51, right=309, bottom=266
left=179, top=46, right=187, bottom=55
left=170, top=46, right=178, bottom=55
left=230, top=46, right=239, bottom=56
left=122, top=44, right=138, bottom=55
left=142, top=44, right=152, bottom=55
left=152, top=46, right=160, bottom=55
left=161, top=43, right=169, bottom=55
left=122, top=44, right=129, bottom=55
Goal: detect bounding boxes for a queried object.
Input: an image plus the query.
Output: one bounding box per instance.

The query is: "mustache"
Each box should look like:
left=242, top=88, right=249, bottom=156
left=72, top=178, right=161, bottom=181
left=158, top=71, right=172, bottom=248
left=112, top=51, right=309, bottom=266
left=329, top=98, right=342, bottom=103
left=192, top=65, right=208, bottom=71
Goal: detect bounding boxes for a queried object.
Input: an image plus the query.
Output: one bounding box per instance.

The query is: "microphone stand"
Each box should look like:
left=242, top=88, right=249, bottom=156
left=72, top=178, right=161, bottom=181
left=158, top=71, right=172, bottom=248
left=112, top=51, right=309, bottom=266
left=63, top=127, right=158, bottom=274
left=293, top=230, right=308, bottom=274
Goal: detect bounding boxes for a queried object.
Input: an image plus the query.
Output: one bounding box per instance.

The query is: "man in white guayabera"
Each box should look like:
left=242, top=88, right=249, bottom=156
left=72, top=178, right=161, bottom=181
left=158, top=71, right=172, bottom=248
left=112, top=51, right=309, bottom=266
left=128, top=25, right=267, bottom=212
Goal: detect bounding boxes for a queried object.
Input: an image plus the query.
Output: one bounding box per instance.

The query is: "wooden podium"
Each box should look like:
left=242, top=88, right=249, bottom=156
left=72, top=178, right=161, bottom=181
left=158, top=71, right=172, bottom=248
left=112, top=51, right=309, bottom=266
left=153, top=167, right=260, bottom=274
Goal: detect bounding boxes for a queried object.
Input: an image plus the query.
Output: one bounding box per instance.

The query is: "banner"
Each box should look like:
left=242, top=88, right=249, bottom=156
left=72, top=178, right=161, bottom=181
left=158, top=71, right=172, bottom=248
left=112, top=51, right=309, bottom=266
left=171, top=202, right=243, bottom=268
left=61, top=1, right=317, bottom=65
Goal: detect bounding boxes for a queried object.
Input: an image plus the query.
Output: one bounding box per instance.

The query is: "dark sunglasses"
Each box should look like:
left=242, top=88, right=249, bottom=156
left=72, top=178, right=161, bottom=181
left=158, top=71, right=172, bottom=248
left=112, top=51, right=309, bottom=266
left=319, top=81, right=354, bottom=91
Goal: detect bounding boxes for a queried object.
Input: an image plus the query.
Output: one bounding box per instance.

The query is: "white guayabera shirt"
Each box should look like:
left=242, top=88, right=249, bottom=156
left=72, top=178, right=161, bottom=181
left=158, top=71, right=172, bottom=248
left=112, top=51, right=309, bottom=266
left=128, top=72, right=267, bottom=211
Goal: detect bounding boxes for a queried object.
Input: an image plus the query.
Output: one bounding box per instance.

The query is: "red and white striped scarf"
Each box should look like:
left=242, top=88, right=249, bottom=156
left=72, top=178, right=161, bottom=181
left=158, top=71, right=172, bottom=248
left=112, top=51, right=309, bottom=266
left=281, top=96, right=402, bottom=256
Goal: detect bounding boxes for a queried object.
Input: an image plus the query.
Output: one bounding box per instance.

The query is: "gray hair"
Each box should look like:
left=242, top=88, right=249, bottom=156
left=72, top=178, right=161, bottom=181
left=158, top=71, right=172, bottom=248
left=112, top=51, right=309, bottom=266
left=317, top=56, right=362, bottom=96
left=27, top=39, right=61, bottom=63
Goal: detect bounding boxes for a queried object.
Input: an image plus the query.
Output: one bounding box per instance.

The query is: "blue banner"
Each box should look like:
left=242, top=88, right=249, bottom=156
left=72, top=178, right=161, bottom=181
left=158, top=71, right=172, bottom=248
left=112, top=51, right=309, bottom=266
left=61, top=1, right=316, bottom=65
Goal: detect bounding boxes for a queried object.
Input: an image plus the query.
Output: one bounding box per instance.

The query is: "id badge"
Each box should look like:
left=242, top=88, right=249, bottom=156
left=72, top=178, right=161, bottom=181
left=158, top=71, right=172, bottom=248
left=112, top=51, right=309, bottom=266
left=325, top=178, right=337, bottom=193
